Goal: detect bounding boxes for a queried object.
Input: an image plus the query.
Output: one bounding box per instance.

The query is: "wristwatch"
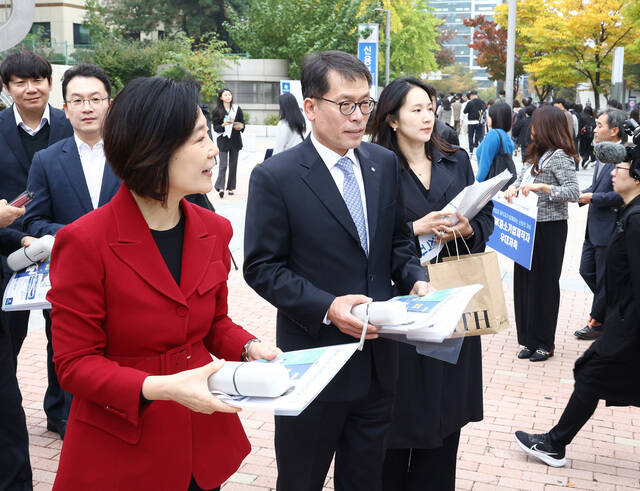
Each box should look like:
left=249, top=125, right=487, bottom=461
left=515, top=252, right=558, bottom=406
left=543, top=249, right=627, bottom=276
left=241, top=338, right=261, bottom=361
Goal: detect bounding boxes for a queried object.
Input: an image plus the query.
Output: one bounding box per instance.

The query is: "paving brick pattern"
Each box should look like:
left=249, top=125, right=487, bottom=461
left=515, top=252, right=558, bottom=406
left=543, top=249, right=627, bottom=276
left=19, top=144, right=640, bottom=490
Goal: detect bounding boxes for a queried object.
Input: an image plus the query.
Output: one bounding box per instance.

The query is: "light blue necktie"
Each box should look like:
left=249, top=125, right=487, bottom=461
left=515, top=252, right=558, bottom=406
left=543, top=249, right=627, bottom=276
left=335, top=156, right=368, bottom=255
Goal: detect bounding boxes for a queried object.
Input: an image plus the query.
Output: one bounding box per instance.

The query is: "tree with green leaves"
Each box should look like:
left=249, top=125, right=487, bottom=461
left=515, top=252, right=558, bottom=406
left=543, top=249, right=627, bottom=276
left=99, top=0, right=247, bottom=48
left=427, top=63, right=478, bottom=94
left=226, top=0, right=376, bottom=79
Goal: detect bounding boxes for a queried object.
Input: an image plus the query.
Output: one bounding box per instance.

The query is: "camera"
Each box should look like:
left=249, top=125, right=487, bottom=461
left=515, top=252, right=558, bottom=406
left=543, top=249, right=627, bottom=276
left=623, top=118, right=640, bottom=146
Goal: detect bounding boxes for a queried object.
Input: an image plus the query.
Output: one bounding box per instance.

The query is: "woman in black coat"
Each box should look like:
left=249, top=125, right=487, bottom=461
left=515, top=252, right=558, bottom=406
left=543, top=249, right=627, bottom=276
left=211, top=88, right=244, bottom=198
left=515, top=145, right=640, bottom=467
left=370, top=77, right=495, bottom=491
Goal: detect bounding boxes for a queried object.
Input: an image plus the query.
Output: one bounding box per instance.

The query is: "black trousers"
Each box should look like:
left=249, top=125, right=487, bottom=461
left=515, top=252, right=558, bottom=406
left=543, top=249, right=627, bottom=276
left=467, top=124, right=484, bottom=153
left=215, top=148, right=239, bottom=191
left=549, top=386, right=599, bottom=447
left=579, top=237, right=607, bottom=323
left=187, top=477, right=219, bottom=491
left=43, top=310, right=72, bottom=424
left=274, top=378, right=394, bottom=491
left=0, top=316, right=32, bottom=491
left=382, top=429, right=461, bottom=491
left=514, top=220, right=568, bottom=352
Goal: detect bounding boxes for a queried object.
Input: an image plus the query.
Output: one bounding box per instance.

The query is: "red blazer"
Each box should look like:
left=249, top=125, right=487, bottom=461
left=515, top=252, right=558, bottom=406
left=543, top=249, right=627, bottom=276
left=48, top=185, right=254, bottom=490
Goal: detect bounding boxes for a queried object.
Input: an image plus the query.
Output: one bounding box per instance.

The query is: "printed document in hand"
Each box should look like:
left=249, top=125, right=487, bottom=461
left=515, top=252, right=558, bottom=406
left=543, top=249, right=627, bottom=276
left=418, top=169, right=513, bottom=264
left=2, top=259, right=52, bottom=311
left=214, top=343, right=359, bottom=416
left=367, top=285, right=483, bottom=343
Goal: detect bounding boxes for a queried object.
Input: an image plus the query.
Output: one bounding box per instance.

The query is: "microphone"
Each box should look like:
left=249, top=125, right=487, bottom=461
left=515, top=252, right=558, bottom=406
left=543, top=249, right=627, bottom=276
left=594, top=142, right=627, bottom=165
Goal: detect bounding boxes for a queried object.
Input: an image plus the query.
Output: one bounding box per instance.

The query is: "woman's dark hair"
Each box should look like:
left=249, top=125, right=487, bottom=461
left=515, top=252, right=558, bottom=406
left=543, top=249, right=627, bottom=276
left=513, top=100, right=521, bottom=108
left=524, top=105, right=577, bottom=171
left=630, top=108, right=639, bottom=124
left=369, top=76, right=456, bottom=167
left=0, top=50, right=51, bottom=86
left=440, top=98, right=451, bottom=111
left=301, top=50, right=371, bottom=99
left=279, top=92, right=306, bottom=139
left=488, top=102, right=512, bottom=132
left=582, top=106, right=594, bottom=118
left=103, top=77, right=200, bottom=203
left=212, top=87, right=233, bottom=121
left=61, top=63, right=112, bottom=100
left=525, top=105, right=536, bottom=117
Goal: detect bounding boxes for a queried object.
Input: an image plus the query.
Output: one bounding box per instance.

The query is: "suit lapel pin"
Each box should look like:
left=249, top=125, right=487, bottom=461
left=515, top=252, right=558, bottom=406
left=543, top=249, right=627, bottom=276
left=371, top=167, right=376, bottom=173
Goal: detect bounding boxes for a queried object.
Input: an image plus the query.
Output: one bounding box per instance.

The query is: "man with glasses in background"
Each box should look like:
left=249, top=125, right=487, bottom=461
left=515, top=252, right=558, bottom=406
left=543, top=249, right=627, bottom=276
left=23, top=64, right=120, bottom=441
left=0, top=50, right=73, bottom=489
left=244, top=50, right=429, bottom=491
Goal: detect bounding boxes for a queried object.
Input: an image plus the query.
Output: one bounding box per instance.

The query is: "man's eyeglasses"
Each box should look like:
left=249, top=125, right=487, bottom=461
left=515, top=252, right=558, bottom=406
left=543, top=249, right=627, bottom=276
left=315, top=97, right=376, bottom=116
left=66, top=97, right=109, bottom=108
left=614, top=165, right=631, bottom=173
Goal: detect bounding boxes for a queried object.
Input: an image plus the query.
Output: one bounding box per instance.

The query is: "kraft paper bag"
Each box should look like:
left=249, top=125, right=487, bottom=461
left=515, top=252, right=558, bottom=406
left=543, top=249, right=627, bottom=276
left=426, top=251, right=510, bottom=338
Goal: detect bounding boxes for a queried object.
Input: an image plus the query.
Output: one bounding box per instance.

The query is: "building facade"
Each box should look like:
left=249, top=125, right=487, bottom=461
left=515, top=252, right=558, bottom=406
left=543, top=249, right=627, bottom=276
left=428, top=0, right=501, bottom=86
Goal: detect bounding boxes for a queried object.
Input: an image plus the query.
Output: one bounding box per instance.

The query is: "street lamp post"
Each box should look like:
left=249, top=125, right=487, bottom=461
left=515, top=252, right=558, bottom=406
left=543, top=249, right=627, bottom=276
left=375, top=7, right=391, bottom=86
left=505, top=0, right=517, bottom=106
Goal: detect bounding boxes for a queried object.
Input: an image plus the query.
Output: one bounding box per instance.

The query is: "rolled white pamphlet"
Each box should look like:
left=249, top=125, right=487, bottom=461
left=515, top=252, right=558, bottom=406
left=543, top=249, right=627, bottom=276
left=7, top=235, right=55, bottom=272
left=351, top=301, right=408, bottom=326
left=207, top=360, right=292, bottom=398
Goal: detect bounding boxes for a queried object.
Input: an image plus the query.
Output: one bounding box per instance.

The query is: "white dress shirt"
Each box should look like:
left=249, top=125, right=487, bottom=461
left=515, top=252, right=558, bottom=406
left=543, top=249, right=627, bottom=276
left=74, top=135, right=106, bottom=209
left=310, top=132, right=370, bottom=244
left=14, top=104, right=50, bottom=136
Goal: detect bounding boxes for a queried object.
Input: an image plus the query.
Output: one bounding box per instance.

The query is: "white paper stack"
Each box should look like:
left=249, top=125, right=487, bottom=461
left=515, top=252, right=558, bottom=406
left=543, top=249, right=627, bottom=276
left=351, top=284, right=483, bottom=344
left=212, top=344, right=359, bottom=416
left=419, top=169, right=513, bottom=264
left=2, top=258, right=52, bottom=311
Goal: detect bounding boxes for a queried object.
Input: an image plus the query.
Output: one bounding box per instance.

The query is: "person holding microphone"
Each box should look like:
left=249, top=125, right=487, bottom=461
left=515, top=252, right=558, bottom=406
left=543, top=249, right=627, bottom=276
left=514, top=144, right=640, bottom=467
left=47, top=77, right=280, bottom=491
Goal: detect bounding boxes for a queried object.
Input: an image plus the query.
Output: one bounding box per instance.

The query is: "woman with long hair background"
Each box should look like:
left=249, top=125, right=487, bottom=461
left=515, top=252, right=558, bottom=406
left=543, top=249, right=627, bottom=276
left=212, top=88, right=244, bottom=198
left=273, top=92, right=306, bottom=154
left=505, top=105, right=580, bottom=362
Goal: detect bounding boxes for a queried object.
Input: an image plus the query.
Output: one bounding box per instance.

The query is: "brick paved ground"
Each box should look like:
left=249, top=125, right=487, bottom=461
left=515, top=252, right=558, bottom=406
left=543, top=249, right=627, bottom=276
left=20, top=136, right=640, bottom=490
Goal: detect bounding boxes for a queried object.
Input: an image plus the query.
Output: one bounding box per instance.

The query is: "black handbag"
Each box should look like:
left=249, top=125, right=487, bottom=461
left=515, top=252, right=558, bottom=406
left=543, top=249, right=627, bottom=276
left=486, top=131, right=517, bottom=191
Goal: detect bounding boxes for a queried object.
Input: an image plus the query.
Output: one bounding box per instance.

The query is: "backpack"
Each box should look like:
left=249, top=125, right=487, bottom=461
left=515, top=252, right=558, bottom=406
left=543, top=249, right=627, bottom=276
left=486, top=131, right=517, bottom=191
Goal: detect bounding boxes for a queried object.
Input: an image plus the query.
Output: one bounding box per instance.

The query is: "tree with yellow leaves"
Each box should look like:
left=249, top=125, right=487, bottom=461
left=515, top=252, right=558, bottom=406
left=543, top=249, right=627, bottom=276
left=496, top=0, right=639, bottom=108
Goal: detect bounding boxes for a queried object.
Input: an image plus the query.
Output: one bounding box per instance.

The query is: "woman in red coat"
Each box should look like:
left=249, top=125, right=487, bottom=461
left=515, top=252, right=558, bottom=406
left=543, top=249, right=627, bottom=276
left=47, top=77, right=280, bottom=491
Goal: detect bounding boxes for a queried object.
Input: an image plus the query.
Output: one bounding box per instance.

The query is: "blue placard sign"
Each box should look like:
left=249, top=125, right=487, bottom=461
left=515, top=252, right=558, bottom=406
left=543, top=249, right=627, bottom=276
left=487, top=199, right=537, bottom=269
left=358, top=23, right=379, bottom=98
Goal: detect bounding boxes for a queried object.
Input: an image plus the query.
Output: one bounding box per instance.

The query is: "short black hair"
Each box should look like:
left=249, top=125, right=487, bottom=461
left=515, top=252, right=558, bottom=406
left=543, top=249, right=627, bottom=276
left=103, top=77, right=200, bottom=203
left=553, top=98, right=565, bottom=107
left=489, top=102, right=512, bottom=131
left=498, top=89, right=506, bottom=96
left=61, top=63, right=112, bottom=101
left=0, top=50, right=52, bottom=87
left=469, top=90, right=478, bottom=95
left=301, top=50, right=372, bottom=99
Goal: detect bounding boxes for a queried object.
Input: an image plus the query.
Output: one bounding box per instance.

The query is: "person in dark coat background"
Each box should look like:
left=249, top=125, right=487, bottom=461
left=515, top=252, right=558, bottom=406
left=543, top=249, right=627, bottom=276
left=370, top=76, right=494, bottom=491
left=515, top=145, right=640, bottom=468
left=211, top=88, right=244, bottom=198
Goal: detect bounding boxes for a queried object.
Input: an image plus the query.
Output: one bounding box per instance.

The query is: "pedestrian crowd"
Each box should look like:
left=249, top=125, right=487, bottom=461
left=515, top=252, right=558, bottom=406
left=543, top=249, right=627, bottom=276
left=0, top=48, right=639, bottom=491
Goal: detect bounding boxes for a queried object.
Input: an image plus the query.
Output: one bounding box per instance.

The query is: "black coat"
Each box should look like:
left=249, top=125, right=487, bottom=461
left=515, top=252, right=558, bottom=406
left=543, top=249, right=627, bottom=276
left=575, top=195, right=640, bottom=407
left=212, top=106, right=245, bottom=152
left=387, top=146, right=495, bottom=449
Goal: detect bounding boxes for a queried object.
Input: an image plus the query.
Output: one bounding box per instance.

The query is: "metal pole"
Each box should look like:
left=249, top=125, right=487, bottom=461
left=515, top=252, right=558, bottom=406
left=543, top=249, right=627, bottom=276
left=505, top=0, right=516, bottom=106
left=385, top=8, right=390, bottom=86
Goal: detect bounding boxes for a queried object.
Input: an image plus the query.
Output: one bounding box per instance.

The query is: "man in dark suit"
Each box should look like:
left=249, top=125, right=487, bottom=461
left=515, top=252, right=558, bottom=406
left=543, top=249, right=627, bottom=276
left=24, top=64, right=119, bottom=439
left=0, top=51, right=73, bottom=363
left=0, top=200, right=35, bottom=491
left=243, top=51, right=430, bottom=491
left=575, top=108, right=625, bottom=340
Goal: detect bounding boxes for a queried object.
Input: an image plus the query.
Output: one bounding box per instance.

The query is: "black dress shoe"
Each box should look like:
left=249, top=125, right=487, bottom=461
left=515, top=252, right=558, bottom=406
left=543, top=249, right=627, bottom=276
left=530, top=348, right=553, bottom=362
left=47, top=418, right=67, bottom=440
left=517, top=347, right=533, bottom=359
left=218, top=190, right=224, bottom=198
left=574, top=325, right=603, bottom=340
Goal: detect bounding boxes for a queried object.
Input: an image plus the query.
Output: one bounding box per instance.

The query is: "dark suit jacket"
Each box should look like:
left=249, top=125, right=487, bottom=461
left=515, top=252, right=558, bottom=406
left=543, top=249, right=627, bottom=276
left=582, top=160, right=623, bottom=247
left=212, top=107, right=245, bottom=152
left=0, top=105, right=73, bottom=232
left=243, top=138, right=426, bottom=402
left=48, top=186, right=253, bottom=490
left=23, top=137, right=121, bottom=237
left=0, top=228, right=24, bottom=261
left=436, top=119, right=460, bottom=146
